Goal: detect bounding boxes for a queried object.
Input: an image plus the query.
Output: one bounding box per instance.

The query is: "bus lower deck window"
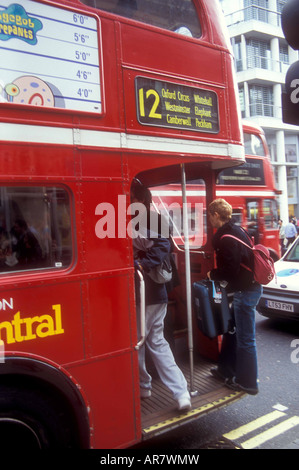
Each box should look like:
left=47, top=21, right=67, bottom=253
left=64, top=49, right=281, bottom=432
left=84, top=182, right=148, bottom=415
left=0, top=187, right=72, bottom=273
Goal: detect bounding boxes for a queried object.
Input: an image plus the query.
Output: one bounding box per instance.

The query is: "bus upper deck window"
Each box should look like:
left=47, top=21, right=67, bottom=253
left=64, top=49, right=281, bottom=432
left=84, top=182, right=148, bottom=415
left=244, top=133, right=266, bottom=157
left=83, top=0, right=202, bottom=38
left=0, top=187, right=72, bottom=274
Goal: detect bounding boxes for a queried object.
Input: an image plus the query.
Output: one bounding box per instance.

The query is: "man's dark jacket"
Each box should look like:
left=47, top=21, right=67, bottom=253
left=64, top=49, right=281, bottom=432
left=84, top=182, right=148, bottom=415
left=209, top=220, right=255, bottom=292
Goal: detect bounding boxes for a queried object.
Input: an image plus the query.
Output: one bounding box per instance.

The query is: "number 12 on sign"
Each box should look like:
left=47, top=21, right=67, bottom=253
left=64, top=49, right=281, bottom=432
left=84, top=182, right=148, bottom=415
left=138, top=88, right=162, bottom=119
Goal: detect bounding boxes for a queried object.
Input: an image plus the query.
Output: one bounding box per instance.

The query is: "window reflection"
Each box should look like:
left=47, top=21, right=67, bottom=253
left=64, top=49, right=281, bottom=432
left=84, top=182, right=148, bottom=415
left=81, top=0, right=202, bottom=38
left=0, top=187, right=72, bottom=273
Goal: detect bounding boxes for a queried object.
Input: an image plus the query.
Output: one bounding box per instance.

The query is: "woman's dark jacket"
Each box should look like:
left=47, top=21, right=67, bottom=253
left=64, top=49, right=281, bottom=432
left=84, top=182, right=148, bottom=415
left=209, top=220, right=255, bottom=292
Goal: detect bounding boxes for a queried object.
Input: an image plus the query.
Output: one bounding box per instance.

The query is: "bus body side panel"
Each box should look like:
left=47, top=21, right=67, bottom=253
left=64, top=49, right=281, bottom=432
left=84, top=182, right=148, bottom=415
left=0, top=136, right=141, bottom=447
left=120, top=23, right=241, bottom=149
left=0, top=282, right=83, bottom=363
left=0, top=142, right=76, bottom=180
left=79, top=151, right=141, bottom=447
left=68, top=351, right=140, bottom=449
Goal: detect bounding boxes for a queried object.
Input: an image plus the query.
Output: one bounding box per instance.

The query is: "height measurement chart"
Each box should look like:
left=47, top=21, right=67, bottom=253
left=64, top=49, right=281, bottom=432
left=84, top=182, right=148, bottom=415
left=0, top=0, right=102, bottom=113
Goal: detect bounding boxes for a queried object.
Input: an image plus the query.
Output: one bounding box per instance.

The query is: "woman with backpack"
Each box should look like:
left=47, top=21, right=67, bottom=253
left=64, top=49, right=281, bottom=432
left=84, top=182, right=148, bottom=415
left=131, top=180, right=191, bottom=411
left=207, top=198, right=263, bottom=395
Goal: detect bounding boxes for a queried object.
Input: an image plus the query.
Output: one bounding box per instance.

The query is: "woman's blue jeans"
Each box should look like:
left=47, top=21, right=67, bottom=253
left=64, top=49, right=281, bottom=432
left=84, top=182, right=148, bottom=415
left=218, top=283, right=263, bottom=390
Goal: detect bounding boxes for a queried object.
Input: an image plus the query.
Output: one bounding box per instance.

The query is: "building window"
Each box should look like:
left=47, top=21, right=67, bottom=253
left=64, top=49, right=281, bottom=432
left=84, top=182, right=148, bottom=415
left=233, top=39, right=243, bottom=72
left=247, top=39, right=271, bottom=70
left=277, top=0, right=287, bottom=15
left=276, top=0, right=287, bottom=26
left=249, top=85, right=274, bottom=117
left=279, top=44, right=289, bottom=65
left=285, top=144, right=297, bottom=163
left=244, top=0, right=269, bottom=23
left=274, top=167, right=279, bottom=187
left=239, top=87, right=246, bottom=118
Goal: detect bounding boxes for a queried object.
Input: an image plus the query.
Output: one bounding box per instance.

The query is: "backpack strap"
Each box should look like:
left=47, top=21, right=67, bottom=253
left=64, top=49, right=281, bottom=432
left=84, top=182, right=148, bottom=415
left=220, top=234, right=253, bottom=273
left=220, top=233, right=253, bottom=250
left=239, top=226, right=255, bottom=246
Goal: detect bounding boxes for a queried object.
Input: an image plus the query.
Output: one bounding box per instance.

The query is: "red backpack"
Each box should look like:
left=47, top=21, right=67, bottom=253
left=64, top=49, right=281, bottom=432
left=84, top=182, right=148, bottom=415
left=220, top=231, right=276, bottom=285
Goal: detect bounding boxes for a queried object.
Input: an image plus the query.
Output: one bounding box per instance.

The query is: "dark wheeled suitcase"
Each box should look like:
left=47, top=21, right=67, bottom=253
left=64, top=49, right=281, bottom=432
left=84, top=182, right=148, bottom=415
left=193, top=280, right=232, bottom=339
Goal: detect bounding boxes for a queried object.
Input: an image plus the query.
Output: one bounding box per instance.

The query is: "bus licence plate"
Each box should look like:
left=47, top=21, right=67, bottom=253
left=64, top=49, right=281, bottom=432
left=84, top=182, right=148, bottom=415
left=266, top=300, right=294, bottom=312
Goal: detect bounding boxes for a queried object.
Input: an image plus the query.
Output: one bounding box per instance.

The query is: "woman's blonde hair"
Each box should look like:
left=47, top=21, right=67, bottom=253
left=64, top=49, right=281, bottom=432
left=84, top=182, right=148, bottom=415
left=208, top=198, right=232, bottom=222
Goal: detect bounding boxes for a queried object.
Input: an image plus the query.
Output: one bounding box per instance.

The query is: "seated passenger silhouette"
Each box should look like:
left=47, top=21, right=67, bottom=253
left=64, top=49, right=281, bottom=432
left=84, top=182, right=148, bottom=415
left=12, top=219, right=42, bottom=266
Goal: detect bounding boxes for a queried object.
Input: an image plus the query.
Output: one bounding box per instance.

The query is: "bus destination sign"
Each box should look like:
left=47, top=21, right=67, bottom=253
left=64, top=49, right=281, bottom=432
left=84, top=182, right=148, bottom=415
left=217, top=158, right=265, bottom=186
left=136, top=77, right=219, bottom=134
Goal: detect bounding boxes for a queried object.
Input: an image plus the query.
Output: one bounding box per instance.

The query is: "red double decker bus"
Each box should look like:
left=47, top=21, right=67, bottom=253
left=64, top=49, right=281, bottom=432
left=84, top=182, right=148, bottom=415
left=0, top=0, right=245, bottom=449
left=152, top=121, right=281, bottom=261
left=217, top=121, right=280, bottom=261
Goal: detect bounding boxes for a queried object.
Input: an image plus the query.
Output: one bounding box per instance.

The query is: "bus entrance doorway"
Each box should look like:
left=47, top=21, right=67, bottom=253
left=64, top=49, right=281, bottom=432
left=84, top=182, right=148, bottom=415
left=131, top=165, right=243, bottom=440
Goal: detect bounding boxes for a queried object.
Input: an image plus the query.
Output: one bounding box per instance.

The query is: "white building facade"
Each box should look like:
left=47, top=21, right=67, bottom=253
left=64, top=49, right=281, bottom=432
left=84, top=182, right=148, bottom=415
left=220, top=0, right=299, bottom=223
